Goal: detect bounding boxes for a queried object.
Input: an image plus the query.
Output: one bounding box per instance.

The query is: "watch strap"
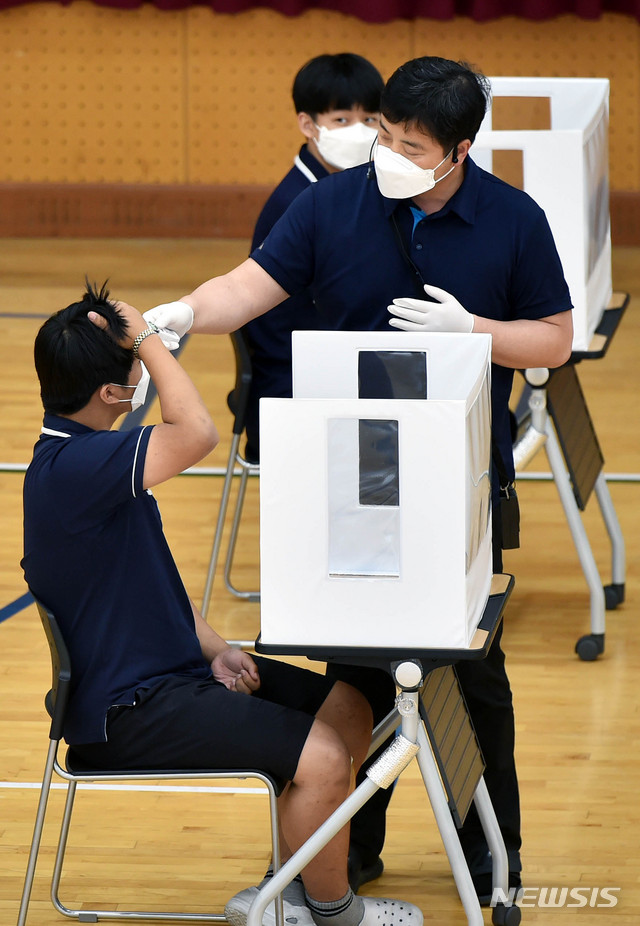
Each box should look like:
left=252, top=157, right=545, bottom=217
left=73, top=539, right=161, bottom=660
left=132, top=322, right=159, bottom=357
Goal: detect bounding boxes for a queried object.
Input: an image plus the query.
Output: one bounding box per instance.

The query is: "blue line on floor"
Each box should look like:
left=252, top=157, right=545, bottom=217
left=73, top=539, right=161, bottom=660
left=0, top=591, right=34, bottom=624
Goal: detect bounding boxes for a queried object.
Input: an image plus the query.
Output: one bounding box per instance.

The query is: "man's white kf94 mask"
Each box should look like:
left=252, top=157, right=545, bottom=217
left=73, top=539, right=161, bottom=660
left=374, top=142, right=456, bottom=199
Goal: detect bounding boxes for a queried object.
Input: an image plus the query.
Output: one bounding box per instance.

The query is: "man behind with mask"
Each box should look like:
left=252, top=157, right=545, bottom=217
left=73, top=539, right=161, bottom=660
left=145, top=56, right=574, bottom=907
left=242, top=52, right=384, bottom=461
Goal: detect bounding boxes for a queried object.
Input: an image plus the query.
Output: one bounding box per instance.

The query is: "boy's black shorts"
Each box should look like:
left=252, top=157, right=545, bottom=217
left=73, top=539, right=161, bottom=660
left=73, top=655, right=336, bottom=783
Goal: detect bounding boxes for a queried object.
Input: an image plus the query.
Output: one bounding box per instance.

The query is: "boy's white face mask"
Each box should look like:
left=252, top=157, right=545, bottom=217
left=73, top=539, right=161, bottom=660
left=110, top=361, right=150, bottom=412
left=314, top=122, right=378, bottom=170
left=373, top=141, right=456, bottom=199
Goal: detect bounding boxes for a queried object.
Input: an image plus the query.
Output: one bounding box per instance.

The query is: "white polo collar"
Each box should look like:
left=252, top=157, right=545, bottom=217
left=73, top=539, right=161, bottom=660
left=41, top=427, right=71, bottom=438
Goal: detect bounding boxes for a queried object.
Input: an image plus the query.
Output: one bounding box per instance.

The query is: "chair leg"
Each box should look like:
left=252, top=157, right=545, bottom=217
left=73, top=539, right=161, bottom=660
left=16, top=739, right=58, bottom=926
left=49, top=777, right=78, bottom=917
left=202, top=435, right=242, bottom=619
left=267, top=781, right=283, bottom=926
left=45, top=771, right=281, bottom=923
left=224, top=464, right=260, bottom=603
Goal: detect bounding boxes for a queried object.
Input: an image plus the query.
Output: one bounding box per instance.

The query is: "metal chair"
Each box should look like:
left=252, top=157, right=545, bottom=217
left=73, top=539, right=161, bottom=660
left=16, top=597, right=283, bottom=925
left=202, top=330, right=260, bottom=620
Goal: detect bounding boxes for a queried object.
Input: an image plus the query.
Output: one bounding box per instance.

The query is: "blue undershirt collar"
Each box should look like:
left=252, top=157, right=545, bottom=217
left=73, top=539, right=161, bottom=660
left=409, top=206, right=426, bottom=237
left=381, top=156, right=480, bottom=226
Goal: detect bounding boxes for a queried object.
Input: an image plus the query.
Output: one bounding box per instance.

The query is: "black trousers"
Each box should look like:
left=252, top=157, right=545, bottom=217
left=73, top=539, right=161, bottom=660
left=327, top=515, right=521, bottom=877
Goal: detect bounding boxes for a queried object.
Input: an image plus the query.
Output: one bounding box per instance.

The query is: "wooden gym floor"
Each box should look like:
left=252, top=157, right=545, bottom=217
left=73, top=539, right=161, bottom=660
left=0, top=239, right=638, bottom=924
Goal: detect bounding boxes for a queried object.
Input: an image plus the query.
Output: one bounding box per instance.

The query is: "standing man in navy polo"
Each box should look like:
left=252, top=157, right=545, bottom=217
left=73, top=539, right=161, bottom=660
left=145, top=55, right=574, bottom=904
left=243, top=52, right=384, bottom=462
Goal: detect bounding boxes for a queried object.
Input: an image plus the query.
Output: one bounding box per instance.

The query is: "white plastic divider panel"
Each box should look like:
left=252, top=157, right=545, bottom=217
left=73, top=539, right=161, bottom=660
left=292, top=330, right=492, bottom=400
left=259, top=332, right=493, bottom=650
left=473, top=77, right=611, bottom=352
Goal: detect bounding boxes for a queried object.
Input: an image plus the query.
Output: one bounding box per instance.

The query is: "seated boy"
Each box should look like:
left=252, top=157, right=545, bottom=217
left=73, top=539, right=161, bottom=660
left=21, top=283, right=422, bottom=926
left=243, top=53, right=384, bottom=461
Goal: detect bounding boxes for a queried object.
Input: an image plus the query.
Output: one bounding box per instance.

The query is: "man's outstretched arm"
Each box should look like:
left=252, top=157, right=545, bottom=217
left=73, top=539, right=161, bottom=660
left=146, top=258, right=289, bottom=338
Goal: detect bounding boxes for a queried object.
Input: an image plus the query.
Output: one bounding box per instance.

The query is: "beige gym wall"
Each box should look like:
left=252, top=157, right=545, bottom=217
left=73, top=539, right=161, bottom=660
left=1, top=2, right=639, bottom=235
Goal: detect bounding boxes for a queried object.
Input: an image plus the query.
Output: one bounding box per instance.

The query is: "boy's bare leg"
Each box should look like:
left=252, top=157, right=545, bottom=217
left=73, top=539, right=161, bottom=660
left=225, top=679, right=422, bottom=926
left=279, top=718, right=352, bottom=899
left=316, top=682, right=373, bottom=772
left=279, top=682, right=372, bottom=900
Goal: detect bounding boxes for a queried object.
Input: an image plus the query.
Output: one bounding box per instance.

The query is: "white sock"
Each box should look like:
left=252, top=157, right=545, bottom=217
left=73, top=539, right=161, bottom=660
left=259, top=866, right=306, bottom=906
left=306, top=889, right=365, bottom=926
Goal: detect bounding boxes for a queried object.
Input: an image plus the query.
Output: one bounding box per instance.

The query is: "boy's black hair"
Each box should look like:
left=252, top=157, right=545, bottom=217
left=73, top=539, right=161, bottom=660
left=34, top=280, right=134, bottom=416
left=292, top=53, right=384, bottom=118
left=380, top=57, right=491, bottom=153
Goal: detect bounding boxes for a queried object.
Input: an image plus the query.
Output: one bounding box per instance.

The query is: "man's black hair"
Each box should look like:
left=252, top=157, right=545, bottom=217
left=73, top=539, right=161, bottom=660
left=292, top=53, right=384, bottom=118
left=380, top=57, right=491, bottom=153
left=34, top=280, right=134, bottom=416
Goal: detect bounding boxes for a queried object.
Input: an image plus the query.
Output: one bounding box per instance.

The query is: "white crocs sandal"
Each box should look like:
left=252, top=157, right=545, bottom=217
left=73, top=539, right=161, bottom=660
left=359, top=897, right=423, bottom=926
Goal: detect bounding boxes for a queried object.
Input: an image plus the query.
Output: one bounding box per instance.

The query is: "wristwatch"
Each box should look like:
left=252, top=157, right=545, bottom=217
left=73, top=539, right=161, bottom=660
left=132, top=321, right=160, bottom=357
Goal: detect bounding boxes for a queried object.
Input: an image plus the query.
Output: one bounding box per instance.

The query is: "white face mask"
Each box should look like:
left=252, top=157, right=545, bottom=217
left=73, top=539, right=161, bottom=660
left=313, top=122, right=378, bottom=170
left=374, top=141, right=456, bottom=199
left=110, top=361, right=150, bottom=412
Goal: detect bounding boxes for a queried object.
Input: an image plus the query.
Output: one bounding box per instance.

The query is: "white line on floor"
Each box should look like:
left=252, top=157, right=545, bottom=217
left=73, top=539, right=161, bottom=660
left=0, top=780, right=268, bottom=794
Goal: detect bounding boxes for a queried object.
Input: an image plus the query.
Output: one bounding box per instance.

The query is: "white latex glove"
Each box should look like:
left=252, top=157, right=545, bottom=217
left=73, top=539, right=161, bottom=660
left=388, top=284, right=475, bottom=333
left=143, top=300, right=194, bottom=350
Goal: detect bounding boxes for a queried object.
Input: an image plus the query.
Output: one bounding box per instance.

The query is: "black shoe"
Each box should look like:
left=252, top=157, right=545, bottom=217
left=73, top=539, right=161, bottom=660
left=472, top=871, right=522, bottom=907
left=348, top=849, right=384, bottom=892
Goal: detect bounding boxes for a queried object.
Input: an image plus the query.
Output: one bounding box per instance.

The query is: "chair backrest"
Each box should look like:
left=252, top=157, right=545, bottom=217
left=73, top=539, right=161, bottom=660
left=32, top=596, right=72, bottom=743
left=228, top=329, right=254, bottom=436
left=31, top=595, right=285, bottom=791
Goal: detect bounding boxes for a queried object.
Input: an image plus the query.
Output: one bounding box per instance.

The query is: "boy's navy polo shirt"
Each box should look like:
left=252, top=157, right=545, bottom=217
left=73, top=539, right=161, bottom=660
left=250, top=156, right=573, bottom=486
left=22, top=414, right=211, bottom=745
left=251, top=144, right=329, bottom=251
left=243, top=144, right=330, bottom=459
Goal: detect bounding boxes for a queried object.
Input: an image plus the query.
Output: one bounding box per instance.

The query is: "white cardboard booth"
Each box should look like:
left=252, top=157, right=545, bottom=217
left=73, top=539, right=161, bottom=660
left=473, top=77, right=611, bottom=353
left=259, top=332, right=493, bottom=650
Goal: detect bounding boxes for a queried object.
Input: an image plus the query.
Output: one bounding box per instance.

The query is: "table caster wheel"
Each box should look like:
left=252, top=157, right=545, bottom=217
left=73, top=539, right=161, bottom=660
left=575, top=633, right=604, bottom=661
left=492, top=902, right=522, bottom=925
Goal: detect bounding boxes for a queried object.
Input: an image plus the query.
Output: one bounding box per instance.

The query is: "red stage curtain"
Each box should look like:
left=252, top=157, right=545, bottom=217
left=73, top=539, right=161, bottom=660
left=1, top=0, right=640, bottom=24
